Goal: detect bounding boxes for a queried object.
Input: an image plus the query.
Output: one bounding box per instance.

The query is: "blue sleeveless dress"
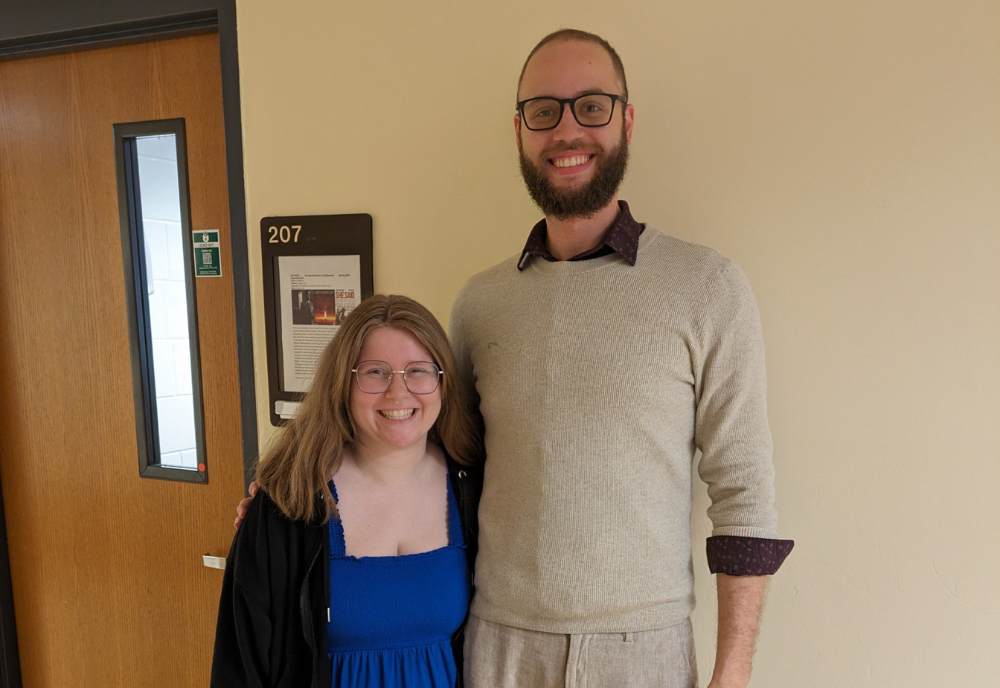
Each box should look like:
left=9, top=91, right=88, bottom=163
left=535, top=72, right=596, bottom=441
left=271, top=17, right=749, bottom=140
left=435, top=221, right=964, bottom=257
left=327, top=477, right=471, bottom=688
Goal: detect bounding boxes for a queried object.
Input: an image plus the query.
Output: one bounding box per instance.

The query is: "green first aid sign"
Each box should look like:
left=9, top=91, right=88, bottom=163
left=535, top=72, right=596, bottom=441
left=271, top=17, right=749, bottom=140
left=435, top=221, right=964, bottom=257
left=192, top=230, right=221, bottom=277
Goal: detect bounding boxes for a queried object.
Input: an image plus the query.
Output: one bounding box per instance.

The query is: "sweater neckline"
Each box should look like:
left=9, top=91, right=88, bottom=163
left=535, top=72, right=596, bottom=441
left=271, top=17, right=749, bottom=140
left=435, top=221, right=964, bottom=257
left=523, top=228, right=660, bottom=276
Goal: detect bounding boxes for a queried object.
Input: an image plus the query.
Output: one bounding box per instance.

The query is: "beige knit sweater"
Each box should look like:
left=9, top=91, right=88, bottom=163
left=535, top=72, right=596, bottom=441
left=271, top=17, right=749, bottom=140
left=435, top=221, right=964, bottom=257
left=449, top=228, right=779, bottom=634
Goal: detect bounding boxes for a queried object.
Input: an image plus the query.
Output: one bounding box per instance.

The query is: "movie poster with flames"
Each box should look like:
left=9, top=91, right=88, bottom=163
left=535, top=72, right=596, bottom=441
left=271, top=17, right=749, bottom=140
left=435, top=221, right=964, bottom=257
left=277, top=255, right=362, bottom=393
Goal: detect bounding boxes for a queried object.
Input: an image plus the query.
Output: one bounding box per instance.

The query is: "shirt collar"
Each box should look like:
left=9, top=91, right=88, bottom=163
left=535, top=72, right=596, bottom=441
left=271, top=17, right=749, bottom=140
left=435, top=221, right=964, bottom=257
left=517, top=200, right=644, bottom=271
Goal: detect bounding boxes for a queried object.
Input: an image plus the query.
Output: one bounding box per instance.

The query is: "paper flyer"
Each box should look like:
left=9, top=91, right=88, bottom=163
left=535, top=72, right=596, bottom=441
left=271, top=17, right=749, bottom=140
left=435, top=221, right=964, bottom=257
left=277, top=254, right=361, bottom=393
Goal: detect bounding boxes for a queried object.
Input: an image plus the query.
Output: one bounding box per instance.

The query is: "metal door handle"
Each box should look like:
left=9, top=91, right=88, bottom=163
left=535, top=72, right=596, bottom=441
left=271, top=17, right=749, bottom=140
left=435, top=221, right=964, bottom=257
left=202, top=554, right=227, bottom=570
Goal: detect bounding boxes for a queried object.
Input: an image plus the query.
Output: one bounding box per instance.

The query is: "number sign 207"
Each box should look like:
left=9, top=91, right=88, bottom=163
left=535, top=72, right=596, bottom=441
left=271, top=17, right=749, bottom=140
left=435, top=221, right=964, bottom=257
left=268, top=225, right=302, bottom=243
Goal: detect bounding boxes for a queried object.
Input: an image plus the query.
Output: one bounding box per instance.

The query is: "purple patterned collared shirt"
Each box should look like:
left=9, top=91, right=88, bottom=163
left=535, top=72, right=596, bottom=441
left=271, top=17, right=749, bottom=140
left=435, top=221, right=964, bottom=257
left=517, top=200, right=644, bottom=269
left=517, top=200, right=794, bottom=575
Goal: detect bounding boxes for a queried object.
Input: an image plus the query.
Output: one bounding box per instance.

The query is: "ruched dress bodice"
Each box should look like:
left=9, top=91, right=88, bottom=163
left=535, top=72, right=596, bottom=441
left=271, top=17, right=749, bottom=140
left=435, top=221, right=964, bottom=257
left=327, top=477, right=471, bottom=688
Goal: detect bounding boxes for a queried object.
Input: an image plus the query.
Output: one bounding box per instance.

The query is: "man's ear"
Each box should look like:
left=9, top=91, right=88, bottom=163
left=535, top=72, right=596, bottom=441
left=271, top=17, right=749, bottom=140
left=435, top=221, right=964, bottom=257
left=624, top=102, right=635, bottom=144
left=513, top=112, right=522, bottom=150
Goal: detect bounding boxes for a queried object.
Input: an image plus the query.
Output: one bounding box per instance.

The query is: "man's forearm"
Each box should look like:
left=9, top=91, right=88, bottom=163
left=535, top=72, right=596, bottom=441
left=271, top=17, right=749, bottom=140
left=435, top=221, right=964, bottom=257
left=708, top=573, right=768, bottom=688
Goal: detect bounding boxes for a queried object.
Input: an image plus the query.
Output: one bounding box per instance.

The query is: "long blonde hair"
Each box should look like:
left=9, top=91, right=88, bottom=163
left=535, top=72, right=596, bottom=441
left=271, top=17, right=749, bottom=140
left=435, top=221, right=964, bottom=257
left=255, top=294, right=482, bottom=523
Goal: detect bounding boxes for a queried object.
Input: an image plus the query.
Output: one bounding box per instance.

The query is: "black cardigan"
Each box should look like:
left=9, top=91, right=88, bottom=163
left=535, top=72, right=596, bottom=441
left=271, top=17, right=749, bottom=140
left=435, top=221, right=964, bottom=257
left=210, top=459, right=482, bottom=688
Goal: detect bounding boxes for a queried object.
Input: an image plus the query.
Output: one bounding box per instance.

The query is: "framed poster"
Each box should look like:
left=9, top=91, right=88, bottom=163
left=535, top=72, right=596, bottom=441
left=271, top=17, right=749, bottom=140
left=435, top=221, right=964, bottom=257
left=261, top=214, right=373, bottom=426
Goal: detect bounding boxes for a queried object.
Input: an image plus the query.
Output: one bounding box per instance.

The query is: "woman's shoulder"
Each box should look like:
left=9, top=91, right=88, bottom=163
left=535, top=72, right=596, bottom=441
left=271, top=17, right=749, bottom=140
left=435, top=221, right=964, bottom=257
left=228, top=487, right=327, bottom=593
left=234, top=487, right=325, bottom=557
left=434, top=442, right=479, bottom=477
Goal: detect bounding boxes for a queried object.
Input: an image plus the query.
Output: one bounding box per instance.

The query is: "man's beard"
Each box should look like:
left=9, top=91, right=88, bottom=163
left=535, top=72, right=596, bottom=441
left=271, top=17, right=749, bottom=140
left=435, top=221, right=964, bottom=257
left=518, top=123, right=629, bottom=220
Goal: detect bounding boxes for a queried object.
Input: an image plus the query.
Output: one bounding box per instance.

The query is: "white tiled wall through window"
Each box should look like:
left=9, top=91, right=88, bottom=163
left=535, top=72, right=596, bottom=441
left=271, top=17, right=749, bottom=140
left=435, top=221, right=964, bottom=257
left=136, top=135, right=198, bottom=469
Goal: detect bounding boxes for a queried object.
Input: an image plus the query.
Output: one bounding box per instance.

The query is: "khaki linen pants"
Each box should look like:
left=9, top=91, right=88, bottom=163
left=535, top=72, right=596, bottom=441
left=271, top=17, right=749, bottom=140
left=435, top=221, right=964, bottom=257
left=464, top=614, right=698, bottom=688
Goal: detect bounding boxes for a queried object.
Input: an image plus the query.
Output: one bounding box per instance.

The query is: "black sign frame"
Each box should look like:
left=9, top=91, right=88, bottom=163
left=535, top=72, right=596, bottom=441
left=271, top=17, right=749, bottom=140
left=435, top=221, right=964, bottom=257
left=260, top=213, right=374, bottom=426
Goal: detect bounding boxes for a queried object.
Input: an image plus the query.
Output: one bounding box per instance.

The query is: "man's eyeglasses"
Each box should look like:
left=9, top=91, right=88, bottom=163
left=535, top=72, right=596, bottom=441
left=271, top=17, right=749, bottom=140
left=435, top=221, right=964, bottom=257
left=351, top=360, right=443, bottom=395
left=516, top=93, right=626, bottom=131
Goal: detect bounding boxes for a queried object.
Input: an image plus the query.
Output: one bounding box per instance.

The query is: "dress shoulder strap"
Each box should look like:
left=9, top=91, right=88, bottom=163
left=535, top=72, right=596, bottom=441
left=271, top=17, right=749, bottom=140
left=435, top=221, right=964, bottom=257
left=328, top=479, right=347, bottom=558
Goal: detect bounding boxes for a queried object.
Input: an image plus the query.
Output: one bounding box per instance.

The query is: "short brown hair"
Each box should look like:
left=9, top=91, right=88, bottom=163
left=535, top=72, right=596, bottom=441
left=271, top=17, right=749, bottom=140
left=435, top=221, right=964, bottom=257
left=256, top=294, right=483, bottom=523
left=517, top=29, right=629, bottom=102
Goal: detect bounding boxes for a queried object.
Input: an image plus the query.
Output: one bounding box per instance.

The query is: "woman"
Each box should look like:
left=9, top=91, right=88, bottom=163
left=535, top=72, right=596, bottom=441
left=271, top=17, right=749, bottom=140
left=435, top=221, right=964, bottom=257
left=211, top=295, right=482, bottom=688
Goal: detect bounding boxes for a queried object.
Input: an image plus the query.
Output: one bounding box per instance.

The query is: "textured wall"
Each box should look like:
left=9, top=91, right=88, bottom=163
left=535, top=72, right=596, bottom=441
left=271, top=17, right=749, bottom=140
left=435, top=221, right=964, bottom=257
left=235, top=2, right=1000, bottom=684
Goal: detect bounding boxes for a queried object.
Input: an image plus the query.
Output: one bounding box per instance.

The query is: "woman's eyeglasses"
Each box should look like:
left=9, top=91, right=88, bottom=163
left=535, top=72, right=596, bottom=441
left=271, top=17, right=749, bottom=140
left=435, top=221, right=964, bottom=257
left=351, top=361, right=443, bottom=395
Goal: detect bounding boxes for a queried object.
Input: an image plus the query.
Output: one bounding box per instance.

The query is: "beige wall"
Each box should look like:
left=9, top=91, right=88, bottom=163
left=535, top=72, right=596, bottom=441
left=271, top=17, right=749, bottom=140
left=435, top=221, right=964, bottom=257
left=235, top=1, right=999, bottom=684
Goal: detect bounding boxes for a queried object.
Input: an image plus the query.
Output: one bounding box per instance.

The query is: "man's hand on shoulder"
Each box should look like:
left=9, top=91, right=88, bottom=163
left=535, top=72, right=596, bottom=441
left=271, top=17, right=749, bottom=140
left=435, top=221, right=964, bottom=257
left=233, top=481, right=258, bottom=529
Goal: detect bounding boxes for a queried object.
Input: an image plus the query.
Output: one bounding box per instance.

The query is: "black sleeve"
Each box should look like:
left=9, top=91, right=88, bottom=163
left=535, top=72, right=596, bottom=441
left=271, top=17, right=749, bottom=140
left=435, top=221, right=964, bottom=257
left=210, top=494, right=275, bottom=688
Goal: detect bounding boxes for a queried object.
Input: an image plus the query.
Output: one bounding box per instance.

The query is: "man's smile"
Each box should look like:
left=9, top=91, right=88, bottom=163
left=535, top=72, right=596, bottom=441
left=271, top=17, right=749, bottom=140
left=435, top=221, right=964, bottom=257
left=549, top=152, right=595, bottom=175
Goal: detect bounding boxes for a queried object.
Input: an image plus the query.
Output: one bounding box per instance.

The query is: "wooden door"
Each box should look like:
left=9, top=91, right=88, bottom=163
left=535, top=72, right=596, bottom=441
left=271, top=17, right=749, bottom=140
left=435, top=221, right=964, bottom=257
left=0, top=34, right=244, bottom=687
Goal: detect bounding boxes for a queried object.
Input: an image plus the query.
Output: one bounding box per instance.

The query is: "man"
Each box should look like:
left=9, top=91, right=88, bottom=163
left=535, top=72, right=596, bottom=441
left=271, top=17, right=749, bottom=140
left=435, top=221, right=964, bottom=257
left=238, top=28, right=792, bottom=688
left=447, top=30, right=792, bottom=688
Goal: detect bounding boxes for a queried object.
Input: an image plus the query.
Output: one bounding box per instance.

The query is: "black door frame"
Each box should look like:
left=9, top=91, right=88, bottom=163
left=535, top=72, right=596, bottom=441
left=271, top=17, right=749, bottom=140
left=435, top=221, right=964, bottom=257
left=0, top=3, right=259, bottom=686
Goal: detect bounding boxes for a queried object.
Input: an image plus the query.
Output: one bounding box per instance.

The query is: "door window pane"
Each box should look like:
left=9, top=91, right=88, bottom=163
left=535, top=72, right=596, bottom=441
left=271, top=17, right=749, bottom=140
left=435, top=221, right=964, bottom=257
left=114, top=120, right=207, bottom=483
left=135, top=135, right=198, bottom=470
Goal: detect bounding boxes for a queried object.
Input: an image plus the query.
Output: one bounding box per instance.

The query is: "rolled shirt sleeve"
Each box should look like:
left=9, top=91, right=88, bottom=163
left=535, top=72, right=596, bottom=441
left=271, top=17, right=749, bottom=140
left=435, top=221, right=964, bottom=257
left=707, top=535, right=794, bottom=575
